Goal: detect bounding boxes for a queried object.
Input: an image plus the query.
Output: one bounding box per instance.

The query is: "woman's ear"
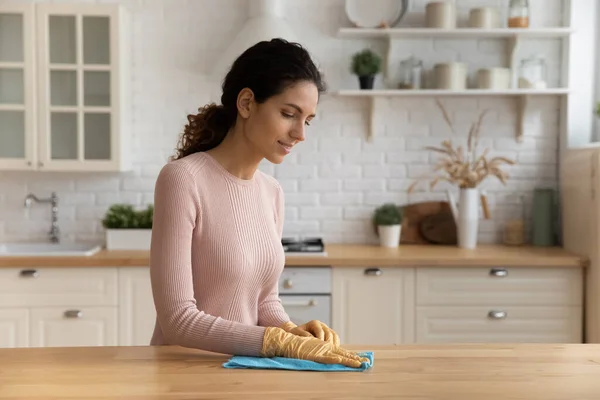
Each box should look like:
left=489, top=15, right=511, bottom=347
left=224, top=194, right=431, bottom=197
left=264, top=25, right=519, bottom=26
left=236, top=88, right=254, bottom=119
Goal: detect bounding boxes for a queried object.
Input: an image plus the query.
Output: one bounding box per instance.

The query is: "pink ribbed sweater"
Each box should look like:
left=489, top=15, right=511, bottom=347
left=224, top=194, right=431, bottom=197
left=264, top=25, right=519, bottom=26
left=149, top=152, right=290, bottom=356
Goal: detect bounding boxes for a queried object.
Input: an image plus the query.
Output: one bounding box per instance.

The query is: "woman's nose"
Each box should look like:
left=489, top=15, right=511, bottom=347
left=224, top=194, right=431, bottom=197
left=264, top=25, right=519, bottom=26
left=291, top=124, right=306, bottom=142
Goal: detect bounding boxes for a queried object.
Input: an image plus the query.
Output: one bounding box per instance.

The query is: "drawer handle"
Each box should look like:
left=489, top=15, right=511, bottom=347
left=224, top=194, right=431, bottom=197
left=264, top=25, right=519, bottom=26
left=282, top=299, right=317, bottom=307
left=488, top=310, right=507, bottom=320
left=20, top=269, right=39, bottom=278
left=364, top=268, right=382, bottom=276
left=283, top=279, right=293, bottom=289
left=64, top=310, right=83, bottom=319
left=490, top=268, right=508, bottom=277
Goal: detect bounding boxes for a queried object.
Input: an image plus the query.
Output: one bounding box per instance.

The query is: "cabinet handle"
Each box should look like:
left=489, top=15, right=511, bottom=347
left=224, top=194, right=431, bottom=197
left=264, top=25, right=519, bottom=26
left=283, top=279, right=293, bottom=289
left=490, top=268, right=508, bottom=277
left=38, top=161, right=44, bottom=167
left=487, top=310, right=507, bottom=320
left=64, top=310, right=83, bottom=319
left=281, top=299, right=317, bottom=307
left=364, top=268, right=382, bottom=276
left=20, top=269, right=39, bottom=278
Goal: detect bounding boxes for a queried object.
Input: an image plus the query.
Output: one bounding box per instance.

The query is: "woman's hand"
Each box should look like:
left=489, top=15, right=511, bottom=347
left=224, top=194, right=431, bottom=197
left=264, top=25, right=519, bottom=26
left=280, top=320, right=341, bottom=347
left=261, top=327, right=368, bottom=368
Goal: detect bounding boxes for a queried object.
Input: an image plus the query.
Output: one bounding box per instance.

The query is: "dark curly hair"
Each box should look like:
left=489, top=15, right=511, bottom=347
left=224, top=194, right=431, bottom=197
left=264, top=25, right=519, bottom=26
left=173, top=38, right=326, bottom=160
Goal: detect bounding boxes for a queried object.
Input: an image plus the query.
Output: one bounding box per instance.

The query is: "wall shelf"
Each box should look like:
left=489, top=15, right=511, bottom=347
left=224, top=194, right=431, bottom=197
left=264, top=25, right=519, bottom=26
left=338, top=26, right=575, bottom=144
left=337, top=89, right=571, bottom=96
left=335, top=89, right=570, bottom=143
left=338, top=27, right=575, bottom=39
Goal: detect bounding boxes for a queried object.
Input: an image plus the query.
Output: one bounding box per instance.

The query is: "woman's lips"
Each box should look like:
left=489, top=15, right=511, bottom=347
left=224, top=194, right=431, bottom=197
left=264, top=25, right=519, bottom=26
left=278, top=141, right=293, bottom=154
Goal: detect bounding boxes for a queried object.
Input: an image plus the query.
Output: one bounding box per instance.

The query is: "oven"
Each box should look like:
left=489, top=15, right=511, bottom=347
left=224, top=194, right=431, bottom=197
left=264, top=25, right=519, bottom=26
left=278, top=266, right=331, bottom=326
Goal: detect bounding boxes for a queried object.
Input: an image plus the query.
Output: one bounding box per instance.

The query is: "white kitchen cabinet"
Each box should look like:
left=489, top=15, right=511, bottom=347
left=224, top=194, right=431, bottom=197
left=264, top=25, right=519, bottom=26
left=118, top=267, right=156, bottom=346
left=0, top=2, right=131, bottom=172
left=332, top=267, right=415, bottom=345
left=0, top=3, right=36, bottom=170
left=0, top=266, right=118, bottom=348
left=331, top=265, right=584, bottom=345
left=414, top=267, right=584, bottom=344
left=0, top=309, right=29, bottom=348
left=30, top=307, right=118, bottom=347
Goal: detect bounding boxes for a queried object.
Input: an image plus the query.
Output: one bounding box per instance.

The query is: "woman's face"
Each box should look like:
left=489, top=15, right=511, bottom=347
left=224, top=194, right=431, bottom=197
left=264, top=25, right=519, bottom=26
left=239, top=81, right=319, bottom=164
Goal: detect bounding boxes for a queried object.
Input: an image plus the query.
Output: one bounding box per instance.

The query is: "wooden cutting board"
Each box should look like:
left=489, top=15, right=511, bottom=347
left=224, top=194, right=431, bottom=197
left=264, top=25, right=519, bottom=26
left=400, top=201, right=457, bottom=245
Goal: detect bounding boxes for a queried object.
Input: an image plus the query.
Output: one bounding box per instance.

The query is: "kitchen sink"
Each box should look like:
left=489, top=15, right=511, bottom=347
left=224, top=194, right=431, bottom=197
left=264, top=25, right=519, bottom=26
left=0, top=242, right=102, bottom=256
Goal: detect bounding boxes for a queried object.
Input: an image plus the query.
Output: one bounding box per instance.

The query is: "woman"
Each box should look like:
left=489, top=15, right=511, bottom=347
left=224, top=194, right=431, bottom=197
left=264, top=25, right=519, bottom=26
left=149, top=38, right=368, bottom=368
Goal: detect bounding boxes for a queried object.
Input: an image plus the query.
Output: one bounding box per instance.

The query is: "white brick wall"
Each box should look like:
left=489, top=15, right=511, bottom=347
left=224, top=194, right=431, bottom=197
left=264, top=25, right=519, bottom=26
left=0, top=0, right=563, bottom=245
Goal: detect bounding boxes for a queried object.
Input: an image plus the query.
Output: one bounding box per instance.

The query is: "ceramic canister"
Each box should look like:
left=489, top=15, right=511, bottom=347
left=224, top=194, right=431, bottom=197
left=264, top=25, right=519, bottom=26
left=477, top=68, right=511, bottom=89
left=468, top=7, right=500, bottom=28
left=425, top=1, right=456, bottom=29
left=434, top=62, right=467, bottom=90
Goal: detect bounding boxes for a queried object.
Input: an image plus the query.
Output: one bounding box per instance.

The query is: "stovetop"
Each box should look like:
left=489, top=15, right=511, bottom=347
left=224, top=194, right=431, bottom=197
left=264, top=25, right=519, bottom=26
left=281, top=237, right=327, bottom=256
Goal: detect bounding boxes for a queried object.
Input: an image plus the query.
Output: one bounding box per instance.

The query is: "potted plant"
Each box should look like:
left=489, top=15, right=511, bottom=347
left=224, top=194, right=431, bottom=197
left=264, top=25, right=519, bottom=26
left=351, top=48, right=382, bottom=90
left=102, top=204, right=154, bottom=250
left=372, top=203, right=403, bottom=247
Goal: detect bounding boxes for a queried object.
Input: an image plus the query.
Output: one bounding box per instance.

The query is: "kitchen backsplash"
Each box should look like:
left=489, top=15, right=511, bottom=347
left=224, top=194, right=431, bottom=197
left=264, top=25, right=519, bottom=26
left=0, top=0, right=563, bottom=245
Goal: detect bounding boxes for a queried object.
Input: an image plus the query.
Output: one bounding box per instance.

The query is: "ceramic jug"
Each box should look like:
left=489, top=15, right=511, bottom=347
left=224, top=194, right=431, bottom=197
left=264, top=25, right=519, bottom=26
left=446, top=188, right=490, bottom=249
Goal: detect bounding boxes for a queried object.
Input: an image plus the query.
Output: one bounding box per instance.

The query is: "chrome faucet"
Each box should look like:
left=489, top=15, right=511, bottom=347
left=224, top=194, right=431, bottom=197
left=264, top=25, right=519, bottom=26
left=24, top=192, right=60, bottom=243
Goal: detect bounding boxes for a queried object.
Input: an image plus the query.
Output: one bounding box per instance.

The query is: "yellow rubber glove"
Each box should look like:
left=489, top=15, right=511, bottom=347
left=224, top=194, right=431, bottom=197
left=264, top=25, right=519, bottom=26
left=260, top=326, right=369, bottom=368
left=280, top=320, right=341, bottom=347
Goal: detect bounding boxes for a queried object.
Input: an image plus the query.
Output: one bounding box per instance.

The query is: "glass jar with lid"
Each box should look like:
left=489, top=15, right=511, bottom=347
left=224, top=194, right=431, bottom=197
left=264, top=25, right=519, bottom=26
left=508, top=0, right=529, bottom=28
left=518, top=54, right=547, bottom=89
left=398, top=56, right=423, bottom=89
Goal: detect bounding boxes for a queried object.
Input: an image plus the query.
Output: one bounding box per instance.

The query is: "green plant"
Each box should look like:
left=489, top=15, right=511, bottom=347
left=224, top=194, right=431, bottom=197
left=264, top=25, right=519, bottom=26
left=595, top=102, right=600, bottom=117
left=351, top=49, right=382, bottom=77
left=372, top=203, right=403, bottom=226
left=101, top=204, right=154, bottom=229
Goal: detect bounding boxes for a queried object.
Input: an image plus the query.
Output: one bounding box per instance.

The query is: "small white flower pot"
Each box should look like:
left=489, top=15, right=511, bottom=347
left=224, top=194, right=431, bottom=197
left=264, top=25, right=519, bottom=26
left=377, top=225, right=402, bottom=248
left=105, top=229, right=152, bottom=250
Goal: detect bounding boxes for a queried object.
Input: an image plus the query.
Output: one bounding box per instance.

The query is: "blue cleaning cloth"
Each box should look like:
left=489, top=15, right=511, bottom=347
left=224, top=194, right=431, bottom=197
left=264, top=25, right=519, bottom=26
left=222, top=351, right=373, bottom=372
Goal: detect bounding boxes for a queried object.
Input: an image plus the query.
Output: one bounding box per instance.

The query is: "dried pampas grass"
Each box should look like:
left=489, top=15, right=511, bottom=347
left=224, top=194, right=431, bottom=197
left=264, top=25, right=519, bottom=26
left=408, top=99, right=516, bottom=193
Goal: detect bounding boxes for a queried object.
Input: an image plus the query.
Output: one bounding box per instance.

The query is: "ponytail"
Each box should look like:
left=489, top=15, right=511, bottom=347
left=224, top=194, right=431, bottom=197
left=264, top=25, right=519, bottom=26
left=172, top=103, right=236, bottom=160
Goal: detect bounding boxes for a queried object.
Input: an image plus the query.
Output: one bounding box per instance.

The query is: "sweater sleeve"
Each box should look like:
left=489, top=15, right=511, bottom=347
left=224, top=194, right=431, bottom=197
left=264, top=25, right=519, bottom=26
left=149, top=161, right=267, bottom=356
left=257, top=181, right=291, bottom=328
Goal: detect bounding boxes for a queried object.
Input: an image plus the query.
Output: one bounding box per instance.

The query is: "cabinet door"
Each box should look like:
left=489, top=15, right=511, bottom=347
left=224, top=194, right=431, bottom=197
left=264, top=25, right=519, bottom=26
left=0, top=3, right=36, bottom=170
left=35, top=3, right=128, bottom=172
left=0, top=308, right=29, bottom=348
left=118, top=268, right=156, bottom=346
left=30, top=307, right=117, bottom=347
left=332, top=267, right=415, bottom=345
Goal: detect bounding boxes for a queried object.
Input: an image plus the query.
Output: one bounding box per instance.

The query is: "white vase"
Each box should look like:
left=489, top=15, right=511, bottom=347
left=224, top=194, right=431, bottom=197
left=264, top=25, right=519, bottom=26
left=457, top=188, right=479, bottom=249
left=105, top=229, right=152, bottom=250
left=377, top=225, right=401, bottom=248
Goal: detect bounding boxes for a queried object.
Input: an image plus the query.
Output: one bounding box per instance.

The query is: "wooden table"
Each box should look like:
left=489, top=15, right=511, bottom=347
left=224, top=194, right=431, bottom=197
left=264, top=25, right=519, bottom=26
left=1, top=344, right=599, bottom=399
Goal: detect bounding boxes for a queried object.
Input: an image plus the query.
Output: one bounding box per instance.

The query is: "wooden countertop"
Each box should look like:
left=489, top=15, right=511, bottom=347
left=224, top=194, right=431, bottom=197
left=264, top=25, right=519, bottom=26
left=0, top=243, right=586, bottom=268
left=0, top=344, right=599, bottom=399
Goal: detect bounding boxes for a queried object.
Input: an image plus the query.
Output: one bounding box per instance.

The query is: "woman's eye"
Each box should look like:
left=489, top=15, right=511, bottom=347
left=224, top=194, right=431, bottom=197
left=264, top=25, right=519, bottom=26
left=282, top=112, right=294, bottom=118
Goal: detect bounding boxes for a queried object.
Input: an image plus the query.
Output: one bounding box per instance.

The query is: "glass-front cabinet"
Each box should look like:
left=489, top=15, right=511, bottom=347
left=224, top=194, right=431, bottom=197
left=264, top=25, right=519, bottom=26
left=0, top=3, right=129, bottom=172
left=0, top=4, right=35, bottom=170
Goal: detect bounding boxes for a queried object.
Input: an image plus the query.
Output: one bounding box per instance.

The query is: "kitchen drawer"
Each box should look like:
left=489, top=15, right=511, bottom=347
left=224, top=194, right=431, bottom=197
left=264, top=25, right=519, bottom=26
left=279, top=267, right=331, bottom=294
left=0, top=267, right=118, bottom=307
left=415, top=306, right=582, bottom=343
left=416, top=267, right=583, bottom=306
left=30, top=306, right=118, bottom=347
left=281, top=295, right=330, bottom=326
